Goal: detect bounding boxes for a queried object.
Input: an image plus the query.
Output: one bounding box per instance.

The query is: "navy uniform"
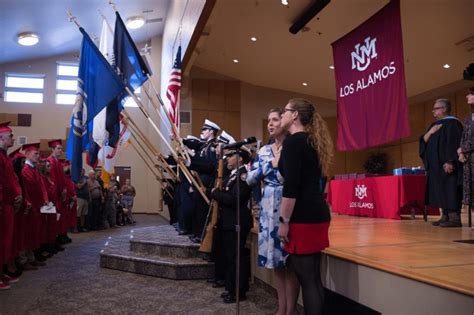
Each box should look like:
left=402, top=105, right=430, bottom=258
left=188, top=120, right=220, bottom=242
left=175, top=136, right=204, bottom=235
left=208, top=131, right=235, bottom=288
left=211, top=147, right=252, bottom=303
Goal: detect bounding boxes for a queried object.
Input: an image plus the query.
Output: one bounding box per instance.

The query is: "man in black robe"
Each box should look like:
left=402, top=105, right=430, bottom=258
left=420, top=98, right=463, bottom=227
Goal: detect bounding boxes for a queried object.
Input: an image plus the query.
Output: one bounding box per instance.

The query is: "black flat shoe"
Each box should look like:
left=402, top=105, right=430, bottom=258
left=212, top=280, right=225, bottom=288
left=223, top=294, right=246, bottom=304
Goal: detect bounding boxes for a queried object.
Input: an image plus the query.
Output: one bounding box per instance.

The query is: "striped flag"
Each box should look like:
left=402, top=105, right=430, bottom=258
left=166, top=46, right=182, bottom=129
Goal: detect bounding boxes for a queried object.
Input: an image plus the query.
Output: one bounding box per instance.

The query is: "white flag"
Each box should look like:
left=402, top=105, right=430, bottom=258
left=94, top=20, right=114, bottom=151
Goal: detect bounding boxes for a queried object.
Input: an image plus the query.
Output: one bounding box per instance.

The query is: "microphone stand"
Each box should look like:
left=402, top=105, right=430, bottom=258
left=235, top=147, right=241, bottom=314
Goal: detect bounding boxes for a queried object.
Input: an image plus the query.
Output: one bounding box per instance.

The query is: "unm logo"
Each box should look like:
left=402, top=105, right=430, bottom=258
left=355, top=184, right=368, bottom=200
left=351, top=37, right=377, bottom=71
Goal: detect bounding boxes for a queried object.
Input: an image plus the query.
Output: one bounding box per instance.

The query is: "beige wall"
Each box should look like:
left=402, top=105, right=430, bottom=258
left=0, top=37, right=164, bottom=214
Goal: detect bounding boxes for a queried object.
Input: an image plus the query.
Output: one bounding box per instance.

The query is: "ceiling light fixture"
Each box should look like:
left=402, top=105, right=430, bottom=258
left=302, top=82, right=308, bottom=86
left=443, top=64, right=450, bottom=69
left=281, top=0, right=289, bottom=5
left=126, top=16, right=146, bottom=29
left=329, top=65, right=335, bottom=70
left=250, top=37, right=257, bottom=42
left=17, top=32, right=39, bottom=46
left=233, top=59, right=239, bottom=63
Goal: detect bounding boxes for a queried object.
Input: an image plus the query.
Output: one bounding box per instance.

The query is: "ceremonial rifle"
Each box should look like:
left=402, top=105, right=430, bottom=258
left=199, top=146, right=224, bottom=253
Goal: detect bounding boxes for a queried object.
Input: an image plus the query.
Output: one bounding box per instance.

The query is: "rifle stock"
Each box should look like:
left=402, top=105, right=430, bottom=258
left=199, top=151, right=224, bottom=253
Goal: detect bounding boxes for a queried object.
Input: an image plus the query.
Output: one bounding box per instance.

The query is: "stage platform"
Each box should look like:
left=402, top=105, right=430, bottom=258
left=321, top=213, right=474, bottom=314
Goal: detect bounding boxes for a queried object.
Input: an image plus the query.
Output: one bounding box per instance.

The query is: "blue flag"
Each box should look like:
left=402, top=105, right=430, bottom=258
left=105, top=12, right=151, bottom=147
left=66, top=28, right=125, bottom=182
left=113, top=12, right=150, bottom=91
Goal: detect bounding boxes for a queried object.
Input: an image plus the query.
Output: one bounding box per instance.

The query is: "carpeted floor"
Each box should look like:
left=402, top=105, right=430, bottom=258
left=0, top=214, right=278, bottom=314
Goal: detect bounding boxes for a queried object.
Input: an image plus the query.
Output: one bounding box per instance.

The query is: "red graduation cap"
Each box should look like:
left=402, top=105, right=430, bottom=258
left=0, top=121, right=12, bottom=133
left=8, top=147, right=25, bottom=160
left=48, top=139, right=63, bottom=148
left=22, top=142, right=41, bottom=152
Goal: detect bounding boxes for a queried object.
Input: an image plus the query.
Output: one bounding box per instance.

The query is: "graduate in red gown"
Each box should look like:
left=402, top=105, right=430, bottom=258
left=9, top=148, right=28, bottom=270
left=21, top=143, right=49, bottom=268
left=63, top=160, right=77, bottom=233
left=40, top=159, right=62, bottom=254
left=0, top=122, right=23, bottom=290
left=46, top=139, right=69, bottom=248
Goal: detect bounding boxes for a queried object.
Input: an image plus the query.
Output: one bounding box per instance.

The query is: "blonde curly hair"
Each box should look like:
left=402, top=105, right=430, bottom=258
left=287, top=98, right=334, bottom=175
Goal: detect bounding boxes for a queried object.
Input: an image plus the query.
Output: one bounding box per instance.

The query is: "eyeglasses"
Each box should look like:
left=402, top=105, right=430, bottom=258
left=282, top=108, right=296, bottom=114
left=432, top=106, right=444, bottom=111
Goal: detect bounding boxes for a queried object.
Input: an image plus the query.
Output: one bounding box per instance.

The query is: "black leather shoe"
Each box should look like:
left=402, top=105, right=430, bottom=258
left=178, top=230, right=190, bottom=235
left=190, top=236, right=201, bottom=244
left=223, top=294, right=246, bottom=304
left=206, top=278, right=216, bottom=284
left=212, top=280, right=225, bottom=288
left=220, top=291, right=230, bottom=298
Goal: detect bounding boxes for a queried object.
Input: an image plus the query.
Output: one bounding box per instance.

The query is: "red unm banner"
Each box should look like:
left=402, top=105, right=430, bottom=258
left=332, top=0, right=410, bottom=151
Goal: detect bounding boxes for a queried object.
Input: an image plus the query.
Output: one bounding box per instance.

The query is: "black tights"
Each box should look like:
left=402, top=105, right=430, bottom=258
left=287, top=252, right=324, bottom=315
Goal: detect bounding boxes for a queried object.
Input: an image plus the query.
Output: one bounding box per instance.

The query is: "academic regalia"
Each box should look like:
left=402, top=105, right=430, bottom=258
left=47, top=156, right=67, bottom=235
left=10, top=154, right=26, bottom=258
left=419, top=116, right=463, bottom=210
left=22, top=161, right=49, bottom=250
left=0, top=148, right=22, bottom=265
left=65, top=176, right=77, bottom=229
left=41, top=175, right=58, bottom=243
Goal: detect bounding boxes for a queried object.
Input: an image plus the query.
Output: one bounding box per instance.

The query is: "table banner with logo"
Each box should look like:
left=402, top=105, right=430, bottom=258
left=332, top=0, right=410, bottom=151
left=327, top=175, right=439, bottom=219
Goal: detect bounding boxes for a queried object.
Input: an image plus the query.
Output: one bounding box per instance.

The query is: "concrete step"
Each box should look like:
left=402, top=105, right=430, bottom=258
left=100, top=233, right=214, bottom=280
left=129, top=225, right=206, bottom=259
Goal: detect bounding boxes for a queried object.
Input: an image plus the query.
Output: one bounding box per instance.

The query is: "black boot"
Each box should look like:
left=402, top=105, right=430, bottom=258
left=432, top=212, right=449, bottom=226
left=440, top=212, right=462, bottom=228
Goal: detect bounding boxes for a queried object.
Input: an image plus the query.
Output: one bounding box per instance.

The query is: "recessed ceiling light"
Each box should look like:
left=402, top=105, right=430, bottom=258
left=250, top=37, right=257, bottom=42
left=329, top=65, right=335, bottom=70
left=17, top=32, right=39, bottom=46
left=233, top=59, right=239, bottom=63
left=126, top=16, right=145, bottom=29
left=302, top=82, right=308, bottom=86
left=281, top=0, right=289, bottom=5
left=443, top=64, right=450, bottom=69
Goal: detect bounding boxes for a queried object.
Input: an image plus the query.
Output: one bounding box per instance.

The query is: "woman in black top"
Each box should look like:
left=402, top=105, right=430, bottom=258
left=278, top=98, right=333, bottom=315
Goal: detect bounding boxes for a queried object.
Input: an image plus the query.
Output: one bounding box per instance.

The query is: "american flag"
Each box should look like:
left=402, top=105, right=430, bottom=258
left=166, top=46, right=182, bottom=128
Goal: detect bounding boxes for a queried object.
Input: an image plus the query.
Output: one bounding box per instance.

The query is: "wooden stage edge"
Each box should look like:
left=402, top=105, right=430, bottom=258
left=322, top=212, right=474, bottom=297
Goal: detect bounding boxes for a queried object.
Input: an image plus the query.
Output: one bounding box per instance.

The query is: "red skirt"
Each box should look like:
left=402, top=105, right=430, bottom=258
left=284, top=222, right=330, bottom=255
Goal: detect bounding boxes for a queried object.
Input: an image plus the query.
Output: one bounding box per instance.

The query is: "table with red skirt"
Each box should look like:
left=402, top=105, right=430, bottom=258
left=327, top=175, right=439, bottom=219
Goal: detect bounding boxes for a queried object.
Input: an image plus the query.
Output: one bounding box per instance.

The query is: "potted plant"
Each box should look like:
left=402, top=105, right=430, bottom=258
left=363, top=152, right=389, bottom=175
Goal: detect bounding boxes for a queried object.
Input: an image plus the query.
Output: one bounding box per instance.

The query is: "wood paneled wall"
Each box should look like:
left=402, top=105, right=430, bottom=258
left=327, top=87, right=471, bottom=176
left=191, top=79, right=241, bottom=138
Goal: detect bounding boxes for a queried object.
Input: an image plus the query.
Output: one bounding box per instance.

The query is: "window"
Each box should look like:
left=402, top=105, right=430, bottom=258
left=4, top=73, right=45, bottom=103
left=123, top=87, right=141, bottom=108
left=56, top=62, right=79, bottom=105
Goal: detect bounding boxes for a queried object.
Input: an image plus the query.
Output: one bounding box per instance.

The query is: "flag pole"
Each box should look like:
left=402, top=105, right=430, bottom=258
left=129, top=141, right=173, bottom=199
left=140, top=85, right=191, bottom=161
left=122, top=111, right=179, bottom=182
left=67, top=11, right=81, bottom=28
left=125, top=86, right=210, bottom=205
left=144, top=74, right=189, bottom=153
left=96, top=8, right=183, bottom=161
left=128, top=127, right=174, bottom=186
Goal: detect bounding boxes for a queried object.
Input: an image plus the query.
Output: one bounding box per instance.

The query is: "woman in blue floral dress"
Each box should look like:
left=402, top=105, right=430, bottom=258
left=247, top=108, right=298, bottom=315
